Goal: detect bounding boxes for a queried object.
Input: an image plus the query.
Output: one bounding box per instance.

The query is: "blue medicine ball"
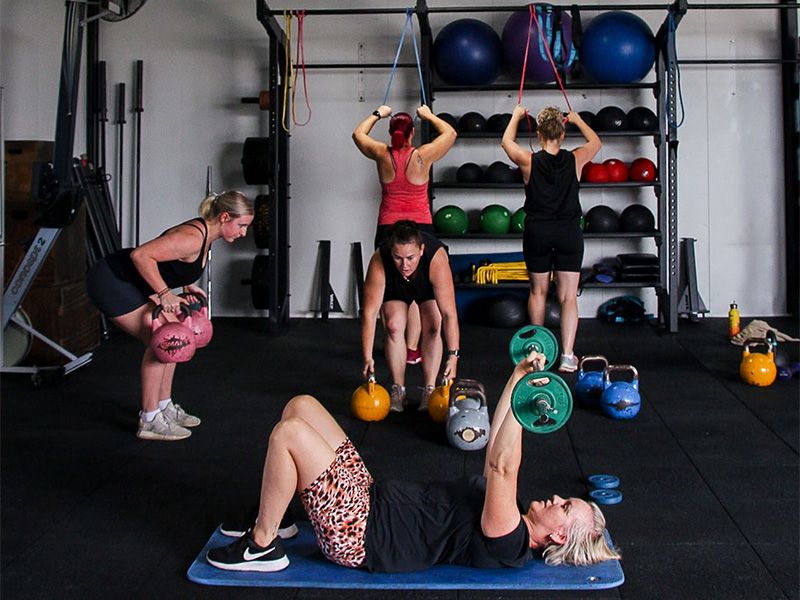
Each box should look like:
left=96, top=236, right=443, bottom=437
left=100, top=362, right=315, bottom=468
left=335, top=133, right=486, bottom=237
left=580, top=11, right=656, bottom=84
left=433, top=19, right=503, bottom=86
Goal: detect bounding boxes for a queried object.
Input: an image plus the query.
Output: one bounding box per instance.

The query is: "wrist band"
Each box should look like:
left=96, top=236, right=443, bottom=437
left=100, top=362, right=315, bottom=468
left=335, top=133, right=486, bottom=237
left=157, top=287, right=170, bottom=298
left=447, top=349, right=460, bottom=358
left=372, top=110, right=382, bottom=118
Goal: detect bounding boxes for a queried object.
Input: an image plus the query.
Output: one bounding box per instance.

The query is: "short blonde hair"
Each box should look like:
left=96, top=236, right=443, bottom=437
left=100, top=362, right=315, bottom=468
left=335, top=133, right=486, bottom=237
left=536, top=106, right=566, bottom=143
left=199, top=190, right=253, bottom=221
left=542, top=501, right=622, bottom=566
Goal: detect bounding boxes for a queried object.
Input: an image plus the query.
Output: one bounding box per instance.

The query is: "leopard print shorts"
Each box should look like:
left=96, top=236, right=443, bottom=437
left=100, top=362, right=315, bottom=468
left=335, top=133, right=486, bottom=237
left=300, top=438, right=373, bottom=568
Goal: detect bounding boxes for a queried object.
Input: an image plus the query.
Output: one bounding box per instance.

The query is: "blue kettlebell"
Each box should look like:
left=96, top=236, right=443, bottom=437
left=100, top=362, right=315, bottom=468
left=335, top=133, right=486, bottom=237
left=600, top=365, right=641, bottom=420
left=574, top=355, right=609, bottom=408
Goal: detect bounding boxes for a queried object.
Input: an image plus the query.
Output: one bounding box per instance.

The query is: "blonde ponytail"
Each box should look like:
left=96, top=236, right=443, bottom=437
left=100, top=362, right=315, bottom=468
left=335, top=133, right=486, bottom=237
left=199, top=190, right=253, bottom=220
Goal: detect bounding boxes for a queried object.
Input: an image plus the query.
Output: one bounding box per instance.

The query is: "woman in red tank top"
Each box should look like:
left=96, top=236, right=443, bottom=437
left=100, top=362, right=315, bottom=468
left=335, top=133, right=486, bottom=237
left=352, top=105, right=457, bottom=411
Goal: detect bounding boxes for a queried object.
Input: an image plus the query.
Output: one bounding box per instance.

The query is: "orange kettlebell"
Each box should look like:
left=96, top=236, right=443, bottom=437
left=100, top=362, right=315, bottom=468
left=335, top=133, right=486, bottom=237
left=739, top=338, right=777, bottom=387
left=427, top=379, right=452, bottom=424
left=351, top=375, right=391, bottom=422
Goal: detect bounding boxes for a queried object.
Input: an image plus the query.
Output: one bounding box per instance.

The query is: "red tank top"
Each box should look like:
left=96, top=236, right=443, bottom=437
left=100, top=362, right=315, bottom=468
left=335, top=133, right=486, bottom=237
left=378, top=146, right=431, bottom=226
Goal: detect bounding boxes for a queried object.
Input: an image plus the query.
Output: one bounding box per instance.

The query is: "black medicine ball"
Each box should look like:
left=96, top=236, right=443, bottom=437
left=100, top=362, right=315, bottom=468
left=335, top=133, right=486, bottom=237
left=619, top=204, right=656, bottom=232
left=487, top=113, right=512, bottom=133
left=594, top=106, right=628, bottom=131
left=584, top=205, right=620, bottom=233
left=626, top=106, right=658, bottom=131
left=486, top=293, right=527, bottom=328
left=456, top=162, right=484, bottom=183
left=567, top=110, right=596, bottom=132
left=484, top=161, right=518, bottom=184
left=458, top=111, right=488, bottom=133
left=437, top=112, right=459, bottom=130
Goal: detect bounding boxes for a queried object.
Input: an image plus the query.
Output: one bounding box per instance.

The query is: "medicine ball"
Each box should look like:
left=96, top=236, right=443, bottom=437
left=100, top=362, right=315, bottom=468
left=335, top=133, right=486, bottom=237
left=437, top=112, right=459, bottom=130
left=479, top=204, right=511, bottom=234
left=486, top=293, right=527, bottom=328
left=594, top=106, right=628, bottom=131
left=580, top=11, right=656, bottom=84
left=456, top=162, right=484, bottom=183
left=581, top=162, right=611, bottom=183
left=544, top=296, right=561, bottom=330
left=619, top=204, right=655, bottom=232
left=567, top=110, right=596, bottom=132
left=603, top=158, right=629, bottom=182
left=516, top=113, right=536, bottom=133
left=484, top=161, right=518, bottom=184
left=502, top=6, right=576, bottom=83
left=487, top=112, right=512, bottom=133
left=434, top=205, right=469, bottom=234
left=459, top=111, right=488, bottom=134
left=510, top=207, right=526, bottom=233
left=433, top=19, right=503, bottom=85
left=584, top=205, right=620, bottom=233
left=629, top=157, right=657, bottom=182
left=627, top=106, right=657, bottom=131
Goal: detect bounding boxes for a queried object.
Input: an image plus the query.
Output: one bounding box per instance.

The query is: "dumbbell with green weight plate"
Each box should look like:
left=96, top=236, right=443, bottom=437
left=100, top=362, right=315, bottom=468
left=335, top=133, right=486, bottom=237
left=510, top=371, right=573, bottom=434
left=508, top=324, right=559, bottom=371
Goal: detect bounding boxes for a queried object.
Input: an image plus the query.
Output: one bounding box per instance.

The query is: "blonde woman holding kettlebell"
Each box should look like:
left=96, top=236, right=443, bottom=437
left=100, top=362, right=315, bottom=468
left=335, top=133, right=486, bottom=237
left=86, top=191, right=253, bottom=441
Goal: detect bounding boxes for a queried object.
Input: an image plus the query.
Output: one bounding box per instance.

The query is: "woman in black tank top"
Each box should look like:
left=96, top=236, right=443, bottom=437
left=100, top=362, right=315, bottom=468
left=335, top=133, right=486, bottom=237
left=500, top=105, right=601, bottom=373
left=85, top=190, right=253, bottom=442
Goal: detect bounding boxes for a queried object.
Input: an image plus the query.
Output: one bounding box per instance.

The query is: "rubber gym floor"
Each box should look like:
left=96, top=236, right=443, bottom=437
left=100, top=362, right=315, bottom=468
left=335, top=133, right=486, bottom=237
left=2, top=316, right=798, bottom=600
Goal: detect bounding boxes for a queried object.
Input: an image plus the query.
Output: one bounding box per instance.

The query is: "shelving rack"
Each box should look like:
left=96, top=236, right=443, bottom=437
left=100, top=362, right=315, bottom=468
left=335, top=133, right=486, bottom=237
left=254, top=0, right=798, bottom=330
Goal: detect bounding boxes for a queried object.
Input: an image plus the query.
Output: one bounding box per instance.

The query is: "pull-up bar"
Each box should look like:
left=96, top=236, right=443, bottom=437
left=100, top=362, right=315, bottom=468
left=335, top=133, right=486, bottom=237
left=263, top=2, right=796, bottom=15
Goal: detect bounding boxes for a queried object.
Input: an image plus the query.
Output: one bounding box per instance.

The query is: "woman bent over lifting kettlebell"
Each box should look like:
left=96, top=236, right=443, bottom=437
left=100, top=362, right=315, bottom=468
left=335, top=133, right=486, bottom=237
left=86, top=191, right=254, bottom=441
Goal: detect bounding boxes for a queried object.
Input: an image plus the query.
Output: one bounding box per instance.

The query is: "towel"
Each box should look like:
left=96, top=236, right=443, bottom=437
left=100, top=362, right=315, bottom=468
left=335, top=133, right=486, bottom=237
left=731, top=320, right=800, bottom=346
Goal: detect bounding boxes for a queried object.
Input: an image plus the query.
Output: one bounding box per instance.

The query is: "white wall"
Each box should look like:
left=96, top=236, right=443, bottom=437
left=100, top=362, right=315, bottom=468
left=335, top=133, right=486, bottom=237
left=1, top=0, right=789, bottom=318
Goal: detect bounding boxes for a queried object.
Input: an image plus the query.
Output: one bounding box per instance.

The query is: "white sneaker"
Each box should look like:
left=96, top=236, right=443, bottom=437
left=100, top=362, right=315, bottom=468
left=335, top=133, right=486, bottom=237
left=390, top=384, right=406, bottom=412
left=161, top=401, right=201, bottom=428
left=137, top=410, right=191, bottom=441
left=418, top=385, right=435, bottom=412
left=558, top=353, right=579, bottom=373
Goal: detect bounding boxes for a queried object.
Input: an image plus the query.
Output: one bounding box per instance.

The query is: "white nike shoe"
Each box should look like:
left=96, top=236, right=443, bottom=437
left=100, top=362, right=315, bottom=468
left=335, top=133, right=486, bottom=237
left=206, top=530, right=289, bottom=572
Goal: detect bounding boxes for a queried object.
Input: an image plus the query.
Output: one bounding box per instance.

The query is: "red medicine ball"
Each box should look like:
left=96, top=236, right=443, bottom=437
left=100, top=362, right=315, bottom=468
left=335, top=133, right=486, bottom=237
left=629, top=157, right=657, bottom=182
left=603, top=158, right=629, bottom=182
left=582, top=161, right=610, bottom=183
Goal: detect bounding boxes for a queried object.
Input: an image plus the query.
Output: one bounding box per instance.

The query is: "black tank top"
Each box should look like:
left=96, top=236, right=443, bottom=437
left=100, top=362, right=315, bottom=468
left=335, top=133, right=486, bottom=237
left=105, top=218, right=208, bottom=292
left=524, top=149, right=581, bottom=221
left=379, top=231, right=445, bottom=303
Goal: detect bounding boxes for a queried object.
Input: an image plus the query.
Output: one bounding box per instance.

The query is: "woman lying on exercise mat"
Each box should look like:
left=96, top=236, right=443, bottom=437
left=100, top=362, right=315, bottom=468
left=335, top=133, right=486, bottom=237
left=206, top=351, right=621, bottom=573
left=353, top=104, right=457, bottom=377
left=86, top=191, right=253, bottom=441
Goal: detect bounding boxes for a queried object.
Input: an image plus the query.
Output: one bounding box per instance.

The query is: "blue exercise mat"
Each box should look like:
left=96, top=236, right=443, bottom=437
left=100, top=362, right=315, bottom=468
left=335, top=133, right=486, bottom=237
left=187, top=523, right=624, bottom=590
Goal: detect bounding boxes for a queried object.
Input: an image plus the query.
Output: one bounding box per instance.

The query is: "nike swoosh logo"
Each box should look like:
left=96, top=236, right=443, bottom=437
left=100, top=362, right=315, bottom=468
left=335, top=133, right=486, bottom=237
left=243, top=546, right=276, bottom=561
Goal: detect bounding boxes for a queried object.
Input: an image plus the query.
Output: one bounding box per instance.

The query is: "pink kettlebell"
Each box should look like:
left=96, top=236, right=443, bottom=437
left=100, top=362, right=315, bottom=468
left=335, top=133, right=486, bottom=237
left=150, top=305, right=196, bottom=363
left=179, top=293, right=213, bottom=348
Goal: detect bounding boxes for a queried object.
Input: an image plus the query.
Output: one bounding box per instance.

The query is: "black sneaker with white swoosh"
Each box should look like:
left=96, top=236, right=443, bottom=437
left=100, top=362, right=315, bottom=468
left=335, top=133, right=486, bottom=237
left=206, top=530, right=290, bottom=572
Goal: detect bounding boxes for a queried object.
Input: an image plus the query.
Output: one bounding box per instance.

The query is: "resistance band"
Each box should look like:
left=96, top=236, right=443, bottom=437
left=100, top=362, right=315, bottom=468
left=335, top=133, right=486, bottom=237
left=291, top=10, right=311, bottom=126
left=281, top=10, right=293, bottom=132
left=516, top=5, right=536, bottom=147
left=383, top=8, right=427, bottom=108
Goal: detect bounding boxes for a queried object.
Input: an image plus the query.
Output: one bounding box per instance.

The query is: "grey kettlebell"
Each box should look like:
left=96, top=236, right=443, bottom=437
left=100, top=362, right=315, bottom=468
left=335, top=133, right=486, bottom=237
left=446, top=379, right=491, bottom=451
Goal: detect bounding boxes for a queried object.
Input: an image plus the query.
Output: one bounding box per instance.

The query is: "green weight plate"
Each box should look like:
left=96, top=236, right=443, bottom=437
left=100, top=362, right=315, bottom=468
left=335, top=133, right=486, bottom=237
left=510, top=372, right=573, bottom=434
left=508, top=325, right=559, bottom=370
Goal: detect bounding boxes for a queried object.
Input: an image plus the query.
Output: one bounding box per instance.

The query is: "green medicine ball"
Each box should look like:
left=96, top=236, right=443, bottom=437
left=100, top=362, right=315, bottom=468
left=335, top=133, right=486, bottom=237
left=434, top=205, right=469, bottom=234
left=480, top=204, right=511, bottom=234
left=510, top=208, right=526, bottom=233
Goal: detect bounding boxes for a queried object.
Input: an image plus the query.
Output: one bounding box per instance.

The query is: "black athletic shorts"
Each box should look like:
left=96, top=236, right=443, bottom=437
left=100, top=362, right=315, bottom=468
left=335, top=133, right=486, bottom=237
left=86, top=258, right=150, bottom=317
left=523, top=216, right=584, bottom=273
left=374, top=222, right=435, bottom=250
